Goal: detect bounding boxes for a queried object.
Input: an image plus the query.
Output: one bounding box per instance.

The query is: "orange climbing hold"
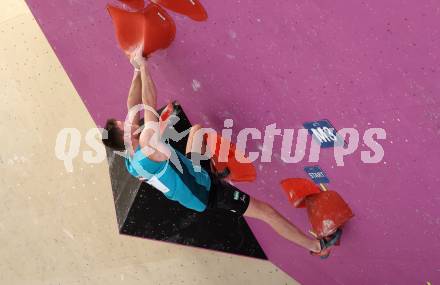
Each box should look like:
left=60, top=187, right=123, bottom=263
left=152, top=0, right=208, bottom=21
left=117, top=0, right=145, bottom=10
left=107, top=3, right=176, bottom=57
left=305, top=191, right=354, bottom=238
left=205, top=133, right=256, bottom=182
left=280, top=178, right=321, bottom=208
left=142, top=3, right=176, bottom=57
left=160, top=102, right=174, bottom=122
left=159, top=102, right=174, bottom=134
left=280, top=178, right=354, bottom=238
left=107, top=5, right=144, bottom=55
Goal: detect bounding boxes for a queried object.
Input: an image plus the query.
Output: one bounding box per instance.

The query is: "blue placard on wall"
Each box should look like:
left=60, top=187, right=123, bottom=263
left=303, top=119, right=342, bottom=148
left=304, top=166, right=330, bottom=184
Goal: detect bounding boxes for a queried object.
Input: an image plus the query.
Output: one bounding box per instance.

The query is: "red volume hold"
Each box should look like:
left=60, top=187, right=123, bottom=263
left=280, top=178, right=321, bottom=208
left=152, top=0, right=208, bottom=21
left=305, top=191, right=354, bottom=238
left=116, top=0, right=145, bottom=10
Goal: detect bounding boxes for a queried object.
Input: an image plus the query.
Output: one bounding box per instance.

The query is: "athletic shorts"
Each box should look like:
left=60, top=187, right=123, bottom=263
left=185, top=152, right=250, bottom=216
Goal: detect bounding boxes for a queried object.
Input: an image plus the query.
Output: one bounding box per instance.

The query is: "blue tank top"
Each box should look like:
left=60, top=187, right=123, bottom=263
left=125, top=146, right=212, bottom=212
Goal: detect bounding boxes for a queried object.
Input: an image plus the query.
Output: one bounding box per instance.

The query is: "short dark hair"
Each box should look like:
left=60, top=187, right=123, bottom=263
left=102, top=118, right=125, bottom=151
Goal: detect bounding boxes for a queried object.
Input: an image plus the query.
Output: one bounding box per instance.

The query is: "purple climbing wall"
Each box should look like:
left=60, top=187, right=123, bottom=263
left=26, top=0, right=440, bottom=284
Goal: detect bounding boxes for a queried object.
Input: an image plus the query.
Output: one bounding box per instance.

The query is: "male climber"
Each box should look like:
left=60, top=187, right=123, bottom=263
left=102, top=48, right=339, bottom=258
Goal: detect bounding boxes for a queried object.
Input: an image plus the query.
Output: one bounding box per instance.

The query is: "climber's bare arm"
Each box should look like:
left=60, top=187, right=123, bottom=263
left=137, top=60, right=169, bottom=162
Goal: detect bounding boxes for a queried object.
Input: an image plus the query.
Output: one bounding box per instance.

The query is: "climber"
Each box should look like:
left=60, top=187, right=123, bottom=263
left=102, top=47, right=341, bottom=258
